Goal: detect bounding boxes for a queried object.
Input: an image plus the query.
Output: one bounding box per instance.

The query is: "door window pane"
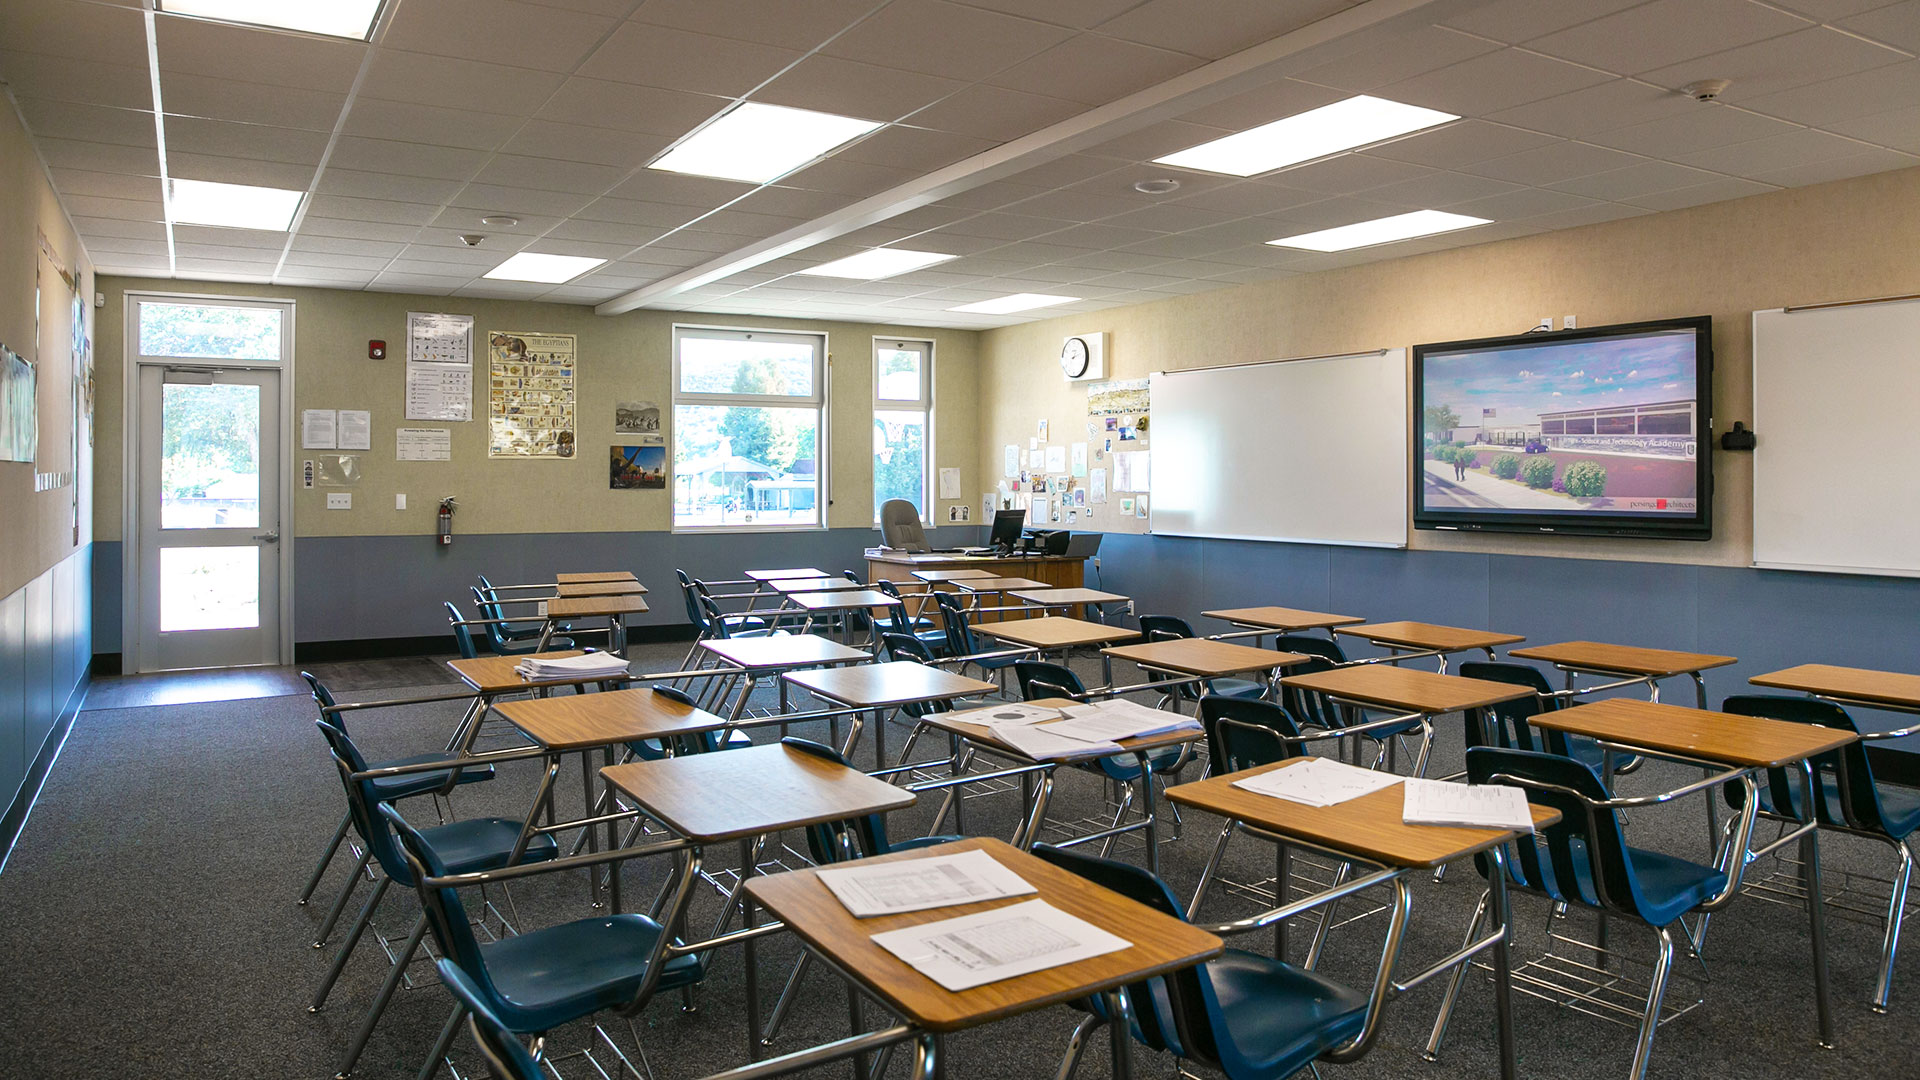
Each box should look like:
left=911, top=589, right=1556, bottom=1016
left=162, top=382, right=260, bottom=529
left=673, top=404, right=819, bottom=527
left=677, top=335, right=815, bottom=396
left=139, top=302, right=282, bottom=361
left=873, top=410, right=926, bottom=519
left=876, top=348, right=923, bottom=401
left=160, top=546, right=260, bottom=632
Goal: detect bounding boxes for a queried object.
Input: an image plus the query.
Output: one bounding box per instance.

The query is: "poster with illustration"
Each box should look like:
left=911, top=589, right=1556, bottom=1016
left=610, top=444, right=666, bottom=489
left=488, top=331, right=576, bottom=457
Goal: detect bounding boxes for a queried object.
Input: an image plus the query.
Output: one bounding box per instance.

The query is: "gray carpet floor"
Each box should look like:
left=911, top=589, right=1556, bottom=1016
left=2, top=641, right=1916, bottom=1080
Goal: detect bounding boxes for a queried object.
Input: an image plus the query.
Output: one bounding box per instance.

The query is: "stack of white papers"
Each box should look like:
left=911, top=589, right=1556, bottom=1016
left=515, top=652, right=630, bottom=681
left=1401, top=777, right=1535, bottom=832
left=1047, top=699, right=1201, bottom=744
left=817, top=850, right=1036, bottom=917
left=871, top=898, right=1130, bottom=991
left=1232, top=757, right=1403, bottom=807
left=947, top=703, right=1063, bottom=729
left=992, top=723, right=1122, bottom=761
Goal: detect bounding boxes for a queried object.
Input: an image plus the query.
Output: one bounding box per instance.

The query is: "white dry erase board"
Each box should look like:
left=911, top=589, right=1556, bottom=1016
left=1149, top=348, right=1408, bottom=547
left=1752, top=297, right=1920, bottom=577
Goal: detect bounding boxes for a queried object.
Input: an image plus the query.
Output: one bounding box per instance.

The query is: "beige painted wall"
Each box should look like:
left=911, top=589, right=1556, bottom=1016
left=976, top=166, right=1920, bottom=568
left=93, top=281, right=979, bottom=540
left=0, top=96, right=94, bottom=599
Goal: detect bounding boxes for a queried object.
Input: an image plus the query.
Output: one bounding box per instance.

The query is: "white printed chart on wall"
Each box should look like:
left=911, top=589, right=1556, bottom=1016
left=405, top=311, right=473, bottom=422
left=487, top=331, right=577, bottom=458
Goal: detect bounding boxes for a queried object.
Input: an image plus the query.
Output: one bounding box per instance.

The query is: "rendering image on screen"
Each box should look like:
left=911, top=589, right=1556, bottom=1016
left=1414, top=319, right=1710, bottom=535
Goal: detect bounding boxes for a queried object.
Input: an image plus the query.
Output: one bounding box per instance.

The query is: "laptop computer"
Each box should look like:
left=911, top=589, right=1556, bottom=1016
left=1062, top=533, right=1103, bottom=559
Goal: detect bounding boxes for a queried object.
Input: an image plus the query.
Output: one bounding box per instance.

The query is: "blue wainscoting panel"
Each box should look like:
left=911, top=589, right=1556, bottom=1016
left=1199, top=537, right=1333, bottom=616
left=0, top=587, right=24, bottom=810
left=1488, top=554, right=1703, bottom=679
left=23, top=572, right=53, bottom=761
left=1094, top=533, right=1204, bottom=620
left=1329, top=547, right=1492, bottom=658
left=91, top=541, right=119, bottom=658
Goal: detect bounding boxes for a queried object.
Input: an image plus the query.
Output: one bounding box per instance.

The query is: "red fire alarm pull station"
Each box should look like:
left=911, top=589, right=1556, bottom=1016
left=369, top=340, right=387, bottom=360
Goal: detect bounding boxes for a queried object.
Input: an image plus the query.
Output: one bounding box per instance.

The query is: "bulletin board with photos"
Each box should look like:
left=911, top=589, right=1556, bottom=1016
left=991, top=377, right=1151, bottom=536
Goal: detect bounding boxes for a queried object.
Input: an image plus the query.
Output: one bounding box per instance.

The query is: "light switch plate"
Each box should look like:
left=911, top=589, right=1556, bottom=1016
left=327, top=493, right=351, bottom=510
left=395, top=494, right=407, bottom=510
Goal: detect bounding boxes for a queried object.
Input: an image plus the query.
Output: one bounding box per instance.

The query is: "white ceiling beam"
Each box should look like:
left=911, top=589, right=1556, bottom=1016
left=595, top=0, right=1492, bottom=316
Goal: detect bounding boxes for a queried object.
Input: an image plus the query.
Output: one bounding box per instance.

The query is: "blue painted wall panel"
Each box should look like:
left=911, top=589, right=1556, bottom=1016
left=22, top=572, right=53, bottom=761
left=0, top=588, right=24, bottom=810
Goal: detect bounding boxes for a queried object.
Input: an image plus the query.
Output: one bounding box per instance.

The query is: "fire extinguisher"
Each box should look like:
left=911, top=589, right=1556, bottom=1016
left=437, top=496, right=456, bottom=546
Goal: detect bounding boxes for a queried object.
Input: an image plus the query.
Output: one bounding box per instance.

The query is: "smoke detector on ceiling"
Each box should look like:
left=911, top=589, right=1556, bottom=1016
left=480, top=215, right=520, bottom=226
left=1133, top=178, right=1181, bottom=195
left=1681, top=79, right=1732, bottom=102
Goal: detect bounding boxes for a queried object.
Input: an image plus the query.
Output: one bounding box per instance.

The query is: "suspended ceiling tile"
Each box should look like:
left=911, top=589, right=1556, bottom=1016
left=282, top=251, right=393, bottom=271
left=694, top=208, right=815, bottom=238
left=359, top=50, right=567, bottom=116
left=1095, top=0, right=1356, bottom=60
left=1440, top=0, right=1647, bottom=44
left=1377, top=48, right=1616, bottom=117
left=1672, top=128, right=1887, bottom=177
left=382, top=0, right=618, bottom=69
left=1082, top=120, right=1235, bottom=163
left=295, top=216, right=423, bottom=243
left=288, top=235, right=407, bottom=258
left=1268, top=153, right=1438, bottom=195
left=755, top=55, right=968, bottom=122
left=987, top=34, right=1203, bottom=106
left=1828, top=105, right=1920, bottom=154
left=49, top=168, right=161, bottom=201
left=327, top=136, right=491, bottom=181
left=836, top=126, right=999, bottom=172
left=420, top=209, right=564, bottom=237
left=1622, top=176, right=1777, bottom=211
left=1840, top=0, right=1920, bottom=50
left=627, top=0, right=880, bottom=50
left=1460, top=141, right=1646, bottom=187
left=83, top=236, right=171, bottom=257
left=1485, top=79, right=1696, bottom=140
left=729, top=185, right=862, bottom=218
left=576, top=22, right=803, bottom=96
left=998, top=188, right=1144, bottom=223
left=1291, top=25, right=1504, bottom=93
left=1367, top=119, right=1566, bottom=170
left=543, top=217, right=668, bottom=246
left=31, top=137, right=159, bottom=175
left=94, top=255, right=173, bottom=273
left=500, top=122, right=671, bottom=170
left=161, top=116, right=331, bottom=164
left=576, top=197, right=711, bottom=227
left=154, top=14, right=366, bottom=93
left=1641, top=27, right=1908, bottom=108
left=1041, top=222, right=1166, bottom=249
left=1163, top=180, right=1328, bottom=216
left=467, top=155, right=631, bottom=196
left=1517, top=201, right=1654, bottom=230
left=1739, top=61, right=1920, bottom=127
left=1584, top=105, right=1802, bottom=156
left=646, top=229, right=765, bottom=253
left=305, top=194, right=443, bottom=225
left=902, top=83, right=1087, bottom=142
left=1528, top=0, right=1811, bottom=76
left=13, top=99, right=155, bottom=148
left=341, top=98, right=525, bottom=152
left=781, top=156, right=925, bottom=197
left=1097, top=201, right=1244, bottom=233
left=0, top=52, right=152, bottom=111
left=534, top=77, right=731, bottom=136
left=62, top=192, right=163, bottom=220
left=1546, top=160, right=1723, bottom=201
left=167, top=152, right=315, bottom=189
left=604, top=169, right=757, bottom=207
left=161, top=75, right=346, bottom=131
left=820, top=0, right=1073, bottom=82
left=72, top=216, right=168, bottom=241
left=315, top=169, right=467, bottom=204
left=2, top=0, right=147, bottom=67
left=1359, top=167, right=1526, bottom=208
left=1175, top=78, right=1348, bottom=131
left=1444, top=185, right=1604, bottom=220
left=1746, top=147, right=1919, bottom=187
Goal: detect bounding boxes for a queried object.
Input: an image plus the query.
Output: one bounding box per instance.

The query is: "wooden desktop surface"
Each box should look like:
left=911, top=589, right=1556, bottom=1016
left=783, top=661, right=996, bottom=708
left=1508, top=640, right=1736, bottom=678
left=922, top=698, right=1201, bottom=762
left=771, top=576, right=867, bottom=593
left=553, top=580, right=649, bottom=598
left=1012, top=588, right=1129, bottom=606
left=1203, top=606, right=1367, bottom=632
left=554, top=571, right=637, bottom=584
left=697, top=635, right=871, bottom=670
left=1167, top=759, right=1561, bottom=870
left=787, top=589, right=901, bottom=611
left=745, top=567, right=828, bottom=581
left=496, top=687, right=729, bottom=751
left=546, top=594, right=649, bottom=619
left=911, top=569, right=997, bottom=583
left=1535, top=697, right=1858, bottom=768
left=1749, top=663, right=1920, bottom=711
left=1338, top=621, right=1526, bottom=652
left=1102, top=638, right=1307, bottom=678
left=955, top=576, right=1050, bottom=593
left=1280, top=665, right=1534, bottom=714
left=868, top=554, right=1083, bottom=624
left=976, top=616, right=1140, bottom=651
left=744, top=836, right=1222, bottom=1032
left=601, top=743, right=914, bottom=844
left=449, top=651, right=618, bottom=694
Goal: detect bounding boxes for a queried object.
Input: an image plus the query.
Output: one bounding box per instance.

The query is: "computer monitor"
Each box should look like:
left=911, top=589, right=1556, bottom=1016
left=988, top=508, right=1027, bottom=552
left=879, top=499, right=930, bottom=552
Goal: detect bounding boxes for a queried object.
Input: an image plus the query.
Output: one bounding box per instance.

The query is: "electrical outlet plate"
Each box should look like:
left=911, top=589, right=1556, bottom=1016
left=1563, top=315, right=1577, bottom=328
left=327, top=492, right=351, bottom=510
left=395, top=494, right=407, bottom=510
left=1537, top=317, right=1554, bottom=331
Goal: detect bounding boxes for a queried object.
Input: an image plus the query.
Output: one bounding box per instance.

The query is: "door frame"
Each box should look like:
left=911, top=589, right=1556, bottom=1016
left=121, top=290, right=297, bottom=673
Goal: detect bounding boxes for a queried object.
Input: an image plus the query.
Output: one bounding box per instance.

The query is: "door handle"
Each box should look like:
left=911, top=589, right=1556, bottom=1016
left=253, top=531, right=280, bottom=543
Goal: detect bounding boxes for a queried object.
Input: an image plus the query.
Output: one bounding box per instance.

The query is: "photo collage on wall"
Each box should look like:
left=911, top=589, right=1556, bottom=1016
left=611, top=399, right=666, bottom=490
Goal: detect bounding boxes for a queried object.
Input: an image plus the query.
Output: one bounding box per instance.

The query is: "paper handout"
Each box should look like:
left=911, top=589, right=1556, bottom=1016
left=1232, top=757, right=1402, bottom=807
left=514, top=652, right=630, bottom=681
left=818, top=849, right=1037, bottom=918
left=1401, top=777, right=1535, bottom=832
left=870, top=898, right=1129, bottom=991
left=1046, top=699, right=1200, bottom=744
left=948, top=702, right=1063, bottom=728
left=992, top=723, right=1123, bottom=761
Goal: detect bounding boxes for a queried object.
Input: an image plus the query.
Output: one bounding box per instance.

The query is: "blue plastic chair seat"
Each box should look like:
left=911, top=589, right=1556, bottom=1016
left=626, top=728, right=755, bottom=761
left=479, top=914, right=705, bottom=1031
left=422, top=818, right=558, bottom=875
left=1079, top=745, right=1186, bottom=783
left=1147, top=950, right=1368, bottom=1080
left=1556, top=844, right=1727, bottom=928
left=1205, top=678, right=1266, bottom=700
left=1754, top=773, right=1920, bottom=840
left=366, top=753, right=494, bottom=802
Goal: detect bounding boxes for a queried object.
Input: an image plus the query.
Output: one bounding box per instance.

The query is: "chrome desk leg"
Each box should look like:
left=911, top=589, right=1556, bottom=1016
left=1104, top=988, right=1135, bottom=1079
left=1803, top=819, right=1837, bottom=1048
left=1423, top=890, right=1491, bottom=1061
left=1627, top=927, right=1676, bottom=1080
left=1874, top=839, right=1914, bottom=1012
left=1489, top=848, right=1519, bottom=1080
left=1138, top=751, right=1160, bottom=877
left=742, top=837, right=762, bottom=1062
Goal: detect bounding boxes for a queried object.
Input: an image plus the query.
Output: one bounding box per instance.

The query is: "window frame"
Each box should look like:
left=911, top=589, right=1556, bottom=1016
left=872, top=337, right=935, bottom=526
left=669, top=323, right=830, bottom=534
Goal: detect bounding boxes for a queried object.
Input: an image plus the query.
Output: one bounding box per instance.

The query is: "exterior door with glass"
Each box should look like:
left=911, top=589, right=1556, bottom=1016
left=135, top=366, right=282, bottom=670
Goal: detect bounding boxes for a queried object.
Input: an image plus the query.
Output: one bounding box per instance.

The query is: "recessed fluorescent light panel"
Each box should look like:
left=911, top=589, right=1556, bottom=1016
left=158, top=0, right=386, bottom=40
left=1154, top=95, right=1457, bottom=177
left=948, top=293, right=1081, bottom=315
left=483, top=252, right=608, bottom=283
left=795, top=249, right=958, bottom=280
left=1267, top=210, right=1490, bottom=252
left=169, top=178, right=304, bottom=231
left=650, top=103, right=883, bottom=184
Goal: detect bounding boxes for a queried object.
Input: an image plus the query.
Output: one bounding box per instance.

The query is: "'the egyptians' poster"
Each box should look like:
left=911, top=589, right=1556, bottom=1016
left=487, top=331, right=576, bottom=458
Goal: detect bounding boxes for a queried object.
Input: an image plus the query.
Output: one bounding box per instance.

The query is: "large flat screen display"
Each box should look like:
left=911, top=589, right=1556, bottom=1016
left=1412, top=316, right=1712, bottom=539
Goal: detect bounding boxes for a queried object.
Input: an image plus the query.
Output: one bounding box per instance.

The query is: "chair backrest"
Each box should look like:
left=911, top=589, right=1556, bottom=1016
left=1722, top=694, right=1875, bottom=831
left=932, top=591, right=982, bottom=655
left=1456, top=661, right=1557, bottom=752
left=1272, top=634, right=1347, bottom=664
left=443, top=602, right=480, bottom=660
left=1029, top=844, right=1204, bottom=1059
left=881, top=632, right=935, bottom=664
left=317, top=719, right=415, bottom=883
left=675, top=569, right=710, bottom=630
left=879, top=499, right=929, bottom=552
left=475, top=573, right=499, bottom=598
left=874, top=579, right=913, bottom=633
left=842, top=569, right=863, bottom=583
left=780, top=738, right=893, bottom=860
left=1277, top=653, right=1361, bottom=731
left=1465, top=746, right=1663, bottom=921
left=697, top=593, right=741, bottom=639
left=434, top=959, right=542, bottom=1080
left=381, top=801, right=493, bottom=989
left=1137, top=616, right=1200, bottom=696
left=302, top=670, right=341, bottom=723
left=1015, top=659, right=1085, bottom=702
left=470, top=586, right=518, bottom=653
left=1197, top=695, right=1307, bottom=774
